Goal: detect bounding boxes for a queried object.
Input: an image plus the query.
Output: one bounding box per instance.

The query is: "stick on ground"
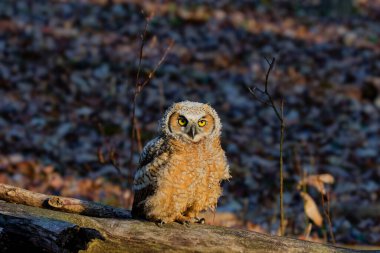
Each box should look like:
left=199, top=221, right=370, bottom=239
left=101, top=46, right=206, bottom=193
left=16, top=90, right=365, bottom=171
left=0, top=183, right=131, bottom=219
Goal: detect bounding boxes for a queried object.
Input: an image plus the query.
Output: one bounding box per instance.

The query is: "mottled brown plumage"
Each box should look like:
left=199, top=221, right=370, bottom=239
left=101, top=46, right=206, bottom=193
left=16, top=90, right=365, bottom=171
left=132, top=101, right=230, bottom=223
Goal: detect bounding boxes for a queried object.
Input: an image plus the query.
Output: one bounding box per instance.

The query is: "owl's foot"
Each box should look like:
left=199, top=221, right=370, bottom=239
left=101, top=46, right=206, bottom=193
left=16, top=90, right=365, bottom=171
left=175, top=216, right=191, bottom=227
left=155, top=220, right=166, bottom=228
left=182, top=221, right=191, bottom=228
left=194, top=217, right=205, bottom=224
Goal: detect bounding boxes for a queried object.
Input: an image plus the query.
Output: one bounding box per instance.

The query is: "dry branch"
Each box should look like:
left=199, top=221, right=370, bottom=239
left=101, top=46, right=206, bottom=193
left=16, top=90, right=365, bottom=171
left=0, top=183, right=131, bottom=219
left=322, top=192, right=336, bottom=244
left=248, top=57, right=286, bottom=236
left=128, top=12, right=174, bottom=178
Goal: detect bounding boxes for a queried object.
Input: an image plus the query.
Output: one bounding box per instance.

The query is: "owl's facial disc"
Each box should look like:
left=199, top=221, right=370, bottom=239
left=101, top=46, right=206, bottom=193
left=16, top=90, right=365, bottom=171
left=168, top=112, right=214, bottom=142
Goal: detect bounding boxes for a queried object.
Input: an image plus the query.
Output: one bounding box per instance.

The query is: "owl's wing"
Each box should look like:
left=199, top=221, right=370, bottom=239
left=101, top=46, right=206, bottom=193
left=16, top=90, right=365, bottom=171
left=132, top=137, right=169, bottom=217
left=137, top=137, right=164, bottom=169
left=133, top=136, right=168, bottom=190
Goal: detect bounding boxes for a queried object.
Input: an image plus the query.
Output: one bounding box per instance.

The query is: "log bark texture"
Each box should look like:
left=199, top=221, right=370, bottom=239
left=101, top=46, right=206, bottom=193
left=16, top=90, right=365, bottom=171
left=0, top=184, right=374, bottom=253
left=1, top=202, right=368, bottom=253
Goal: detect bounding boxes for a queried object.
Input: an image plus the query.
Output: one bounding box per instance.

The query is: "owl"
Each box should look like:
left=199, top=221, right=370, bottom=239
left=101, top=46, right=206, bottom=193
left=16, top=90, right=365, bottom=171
left=132, top=101, right=230, bottom=224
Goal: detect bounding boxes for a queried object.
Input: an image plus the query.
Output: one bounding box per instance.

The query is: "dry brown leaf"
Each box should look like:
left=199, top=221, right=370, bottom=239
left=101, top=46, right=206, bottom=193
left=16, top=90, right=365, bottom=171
left=300, top=192, right=323, bottom=227
left=318, top=174, right=335, bottom=184
left=298, top=173, right=335, bottom=195
left=298, top=175, right=325, bottom=194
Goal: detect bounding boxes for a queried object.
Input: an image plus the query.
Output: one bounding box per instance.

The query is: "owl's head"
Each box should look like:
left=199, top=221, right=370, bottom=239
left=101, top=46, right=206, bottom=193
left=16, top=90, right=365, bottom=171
left=160, top=101, right=222, bottom=143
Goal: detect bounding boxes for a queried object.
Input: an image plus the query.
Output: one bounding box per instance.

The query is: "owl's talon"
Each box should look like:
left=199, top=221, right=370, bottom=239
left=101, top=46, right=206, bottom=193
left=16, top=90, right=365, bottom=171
left=194, top=217, right=205, bottom=224
left=198, top=218, right=205, bottom=224
left=175, top=216, right=191, bottom=226
left=156, top=221, right=165, bottom=228
left=182, top=220, right=191, bottom=227
left=177, top=220, right=190, bottom=227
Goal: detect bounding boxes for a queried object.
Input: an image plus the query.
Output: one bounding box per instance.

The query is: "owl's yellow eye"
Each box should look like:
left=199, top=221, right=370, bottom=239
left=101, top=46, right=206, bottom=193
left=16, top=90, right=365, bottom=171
left=198, top=120, right=207, bottom=127
left=178, top=117, right=188, bottom=126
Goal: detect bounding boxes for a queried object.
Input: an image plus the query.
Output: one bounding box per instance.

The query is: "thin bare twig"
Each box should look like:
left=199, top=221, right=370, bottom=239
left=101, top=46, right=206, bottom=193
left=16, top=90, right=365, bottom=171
left=109, top=148, right=121, bottom=174
left=128, top=13, right=150, bottom=178
left=135, top=14, right=150, bottom=91
left=263, top=58, right=283, bottom=122
left=247, top=87, right=271, bottom=106
left=264, top=57, right=274, bottom=93
left=247, top=57, right=286, bottom=236
left=128, top=12, right=174, bottom=183
left=96, top=122, right=121, bottom=175
left=321, top=192, right=336, bottom=244
left=135, top=118, right=143, bottom=153
left=279, top=98, right=285, bottom=236
left=140, top=40, right=174, bottom=90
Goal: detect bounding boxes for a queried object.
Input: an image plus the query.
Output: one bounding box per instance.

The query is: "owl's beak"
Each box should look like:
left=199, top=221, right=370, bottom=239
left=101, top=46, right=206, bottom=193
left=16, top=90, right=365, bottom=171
left=187, top=125, right=198, bottom=139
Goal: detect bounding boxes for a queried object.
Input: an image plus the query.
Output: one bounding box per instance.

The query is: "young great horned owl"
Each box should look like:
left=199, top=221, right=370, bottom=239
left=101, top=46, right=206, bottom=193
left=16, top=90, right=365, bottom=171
left=132, top=101, right=230, bottom=224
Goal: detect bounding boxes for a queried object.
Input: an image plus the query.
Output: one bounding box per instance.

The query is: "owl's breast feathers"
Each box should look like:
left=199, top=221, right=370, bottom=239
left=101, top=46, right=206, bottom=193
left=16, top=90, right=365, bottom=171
left=132, top=135, right=230, bottom=219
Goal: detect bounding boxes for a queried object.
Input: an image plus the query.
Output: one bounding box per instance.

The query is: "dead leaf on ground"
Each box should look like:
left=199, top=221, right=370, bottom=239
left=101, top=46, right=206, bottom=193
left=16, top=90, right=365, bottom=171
left=300, top=192, right=323, bottom=227
left=298, top=174, right=335, bottom=195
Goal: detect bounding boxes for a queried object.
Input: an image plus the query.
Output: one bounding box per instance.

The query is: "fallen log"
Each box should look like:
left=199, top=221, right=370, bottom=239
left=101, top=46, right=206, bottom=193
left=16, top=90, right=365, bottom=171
left=0, top=184, right=368, bottom=252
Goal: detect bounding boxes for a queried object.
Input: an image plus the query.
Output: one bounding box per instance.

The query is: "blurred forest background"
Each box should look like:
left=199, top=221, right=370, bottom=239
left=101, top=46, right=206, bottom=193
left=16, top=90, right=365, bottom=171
left=0, top=0, right=379, bottom=247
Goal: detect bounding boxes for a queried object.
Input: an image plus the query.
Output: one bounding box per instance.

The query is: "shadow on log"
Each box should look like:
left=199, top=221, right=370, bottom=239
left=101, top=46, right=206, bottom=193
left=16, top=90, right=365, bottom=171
left=0, top=207, right=104, bottom=253
left=0, top=184, right=372, bottom=253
